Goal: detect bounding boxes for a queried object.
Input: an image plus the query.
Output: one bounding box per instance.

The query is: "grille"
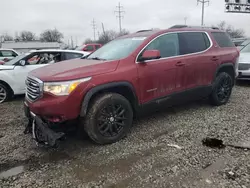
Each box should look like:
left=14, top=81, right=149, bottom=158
left=25, top=76, right=43, bottom=102
left=238, top=63, right=250, bottom=70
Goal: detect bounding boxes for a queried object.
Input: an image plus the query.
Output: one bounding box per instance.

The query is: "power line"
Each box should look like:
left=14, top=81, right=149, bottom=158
left=115, top=2, right=125, bottom=33
left=91, top=19, right=97, bottom=41
left=197, top=0, right=209, bottom=26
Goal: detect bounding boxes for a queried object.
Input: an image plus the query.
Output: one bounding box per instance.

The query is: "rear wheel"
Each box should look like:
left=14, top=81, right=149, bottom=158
left=210, top=72, right=233, bottom=106
left=0, top=83, right=10, bottom=103
left=84, top=93, right=133, bottom=144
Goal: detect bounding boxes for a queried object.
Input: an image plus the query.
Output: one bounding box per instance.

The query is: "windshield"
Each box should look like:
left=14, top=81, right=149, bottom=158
left=76, top=44, right=86, bottom=50
left=4, top=54, right=28, bottom=65
left=87, top=37, right=146, bottom=61
left=241, top=43, right=250, bottom=53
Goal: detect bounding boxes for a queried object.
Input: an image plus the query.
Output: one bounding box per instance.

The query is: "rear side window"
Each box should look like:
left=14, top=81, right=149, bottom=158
left=211, top=32, right=235, bottom=48
left=0, top=50, right=16, bottom=57
left=65, top=52, right=83, bottom=60
left=178, top=32, right=209, bottom=55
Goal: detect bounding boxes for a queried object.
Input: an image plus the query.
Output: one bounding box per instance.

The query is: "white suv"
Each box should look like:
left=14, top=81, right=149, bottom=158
left=0, top=49, right=90, bottom=103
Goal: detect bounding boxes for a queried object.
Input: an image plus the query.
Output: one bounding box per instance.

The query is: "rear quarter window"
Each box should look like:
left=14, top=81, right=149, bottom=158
left=178, top=32, right=210, bottom=55
left=211, top=32, right=235, bottom=48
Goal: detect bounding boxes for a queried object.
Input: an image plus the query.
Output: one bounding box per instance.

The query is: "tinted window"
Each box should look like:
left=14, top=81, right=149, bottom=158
left=65, top=52, right=83, bottom=60
left=144, top=33, right=179, bottom=58
left=86, top=45, right=94, bottom=51
left=95, top=45, right=101, bottom=50
left=212, top=32, right=235, bottom=47
left=178, top=32, right=208, bottom=55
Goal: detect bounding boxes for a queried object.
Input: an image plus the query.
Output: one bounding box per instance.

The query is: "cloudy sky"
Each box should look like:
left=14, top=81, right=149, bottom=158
left=1, top=0, right=250, bottom=45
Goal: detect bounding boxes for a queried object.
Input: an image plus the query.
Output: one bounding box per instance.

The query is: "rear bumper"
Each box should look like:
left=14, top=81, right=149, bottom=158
left=24, top=102, right=65, bottom=147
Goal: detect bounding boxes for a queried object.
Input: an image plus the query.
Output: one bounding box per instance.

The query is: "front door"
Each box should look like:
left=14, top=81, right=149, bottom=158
left=136, top=33, right=182, bottom=104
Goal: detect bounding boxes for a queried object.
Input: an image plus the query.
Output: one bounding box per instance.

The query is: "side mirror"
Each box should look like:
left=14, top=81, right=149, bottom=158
left=3, top=58, right=9, bottom=62
left=19, top=60, right=26, bottom=66
left=138, top=50, right=161, bottom=62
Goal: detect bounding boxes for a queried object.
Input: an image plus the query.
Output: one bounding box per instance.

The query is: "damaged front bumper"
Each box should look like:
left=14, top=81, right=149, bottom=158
left=24, top=102, right=65, bottom=147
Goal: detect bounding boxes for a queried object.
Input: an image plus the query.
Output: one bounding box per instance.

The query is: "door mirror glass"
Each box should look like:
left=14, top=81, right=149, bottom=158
left=19, top=60, right=26, bottom=66
left=139, top=50, right=161, bottom=62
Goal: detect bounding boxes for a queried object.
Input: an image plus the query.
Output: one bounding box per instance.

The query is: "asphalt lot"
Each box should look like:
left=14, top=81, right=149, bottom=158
left=0, top=82, right=250, bottom=188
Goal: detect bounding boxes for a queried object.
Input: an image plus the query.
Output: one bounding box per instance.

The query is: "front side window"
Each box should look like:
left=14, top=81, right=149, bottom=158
left=65, top=52, right=83, bottom=60
left=95, top=45, right=101, bottom=50
left=25, top=52, right=61, bottom=65
left=87, top=37, right=146, bottom=61
left=178, top=32, right=209, bottom=55
left=143, top=33, right=179, bottom=58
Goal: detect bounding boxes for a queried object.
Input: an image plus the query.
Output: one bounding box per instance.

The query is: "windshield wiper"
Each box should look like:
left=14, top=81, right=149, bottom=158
left=88, top=57, right=106, bottom=61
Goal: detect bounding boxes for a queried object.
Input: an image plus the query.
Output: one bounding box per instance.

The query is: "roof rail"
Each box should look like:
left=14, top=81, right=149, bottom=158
left=136, top=29, right=153, bottom=33
left=169, top=25, right=219, bottom=30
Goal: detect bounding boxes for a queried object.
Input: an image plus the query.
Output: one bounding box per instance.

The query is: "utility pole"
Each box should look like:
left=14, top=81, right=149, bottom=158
left=102, top=22, right=105, bottom=35
left=184, top=17, right=187, bottom=25
left=91, top=19, right=97, bottom=41
left=197, top=0, right=209, bottom=26
left=115, top=2, right=125, bottom=33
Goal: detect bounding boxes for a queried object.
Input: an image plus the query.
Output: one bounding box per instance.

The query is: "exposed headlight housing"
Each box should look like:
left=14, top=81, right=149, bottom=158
left=43, top=77, right=91, bottom=96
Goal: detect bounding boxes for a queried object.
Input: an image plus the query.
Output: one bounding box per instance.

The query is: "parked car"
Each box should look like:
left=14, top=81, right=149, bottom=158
left=237, top=42, right=250, bottom=80
left=0, top=49, right=89, bottom=103
left=24, top=26, right=239, bottom=147
left=237, top=39, right=250, bottom=50
left=0, top=49, right=19, bottom=62
left=76, top=43, right=102, bottom=53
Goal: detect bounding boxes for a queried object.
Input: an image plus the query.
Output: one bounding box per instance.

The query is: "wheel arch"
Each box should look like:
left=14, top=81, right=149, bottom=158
left=80, top=82, right=139, bottom=117
left=0, top=80, right=14, bottom=96
left=214, top=63, right=235, bottom=85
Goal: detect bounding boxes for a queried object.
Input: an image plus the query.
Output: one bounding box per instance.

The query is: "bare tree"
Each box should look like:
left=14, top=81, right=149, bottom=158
left=40, top=29, right=63, bottom=42
left=216, top=21, right=245, bottom=38
left=117, top=29, right=130, bottom=37
left=84, top=38, right=94, bottom=44
left=97, top=30, right=118, bottom=44
left=18, top=31, right=36, bottom=41
left=1, top=34, right=13, bottom=41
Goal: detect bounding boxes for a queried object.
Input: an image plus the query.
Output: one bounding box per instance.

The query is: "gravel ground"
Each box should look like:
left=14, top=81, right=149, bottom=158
left=1, top=83, right=250, bottom=188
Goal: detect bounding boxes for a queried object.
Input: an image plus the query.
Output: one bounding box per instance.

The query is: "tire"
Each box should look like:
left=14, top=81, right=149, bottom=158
left=84, top=93, right=133, bottom=144
left=0, top=83, right=11, bottom=104
left=210, top=72, right=233, bottom=106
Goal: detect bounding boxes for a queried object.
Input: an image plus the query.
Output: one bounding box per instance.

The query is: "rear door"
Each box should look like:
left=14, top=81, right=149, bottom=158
left=178, top=32, right=217, bottom=90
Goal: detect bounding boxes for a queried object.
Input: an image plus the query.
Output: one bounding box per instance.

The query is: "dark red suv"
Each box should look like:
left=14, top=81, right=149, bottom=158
left=24, top=26, right=239, bottom=147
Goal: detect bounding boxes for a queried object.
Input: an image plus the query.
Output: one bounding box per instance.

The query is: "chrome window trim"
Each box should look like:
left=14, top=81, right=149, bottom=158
left=135, top=31, right=213, bottom=64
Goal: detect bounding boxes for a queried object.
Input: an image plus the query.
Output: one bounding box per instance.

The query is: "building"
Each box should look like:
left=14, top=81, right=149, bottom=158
left=1, top=41, right=61, bottom=53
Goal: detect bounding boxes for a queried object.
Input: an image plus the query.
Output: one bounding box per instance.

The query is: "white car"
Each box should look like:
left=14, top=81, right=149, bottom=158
left=0, top=49, right=19, bottom=62
left=0, top=49, right=90, bottom=103
left=238, top=43, right=250, bottom=80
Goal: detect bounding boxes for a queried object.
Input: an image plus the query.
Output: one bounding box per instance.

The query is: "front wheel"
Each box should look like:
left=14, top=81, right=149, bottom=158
left=84, top=93, right=133, bottom=144
left=0, top=83, right=10, bottom=104
left=210, top=72, right=233, bottom=106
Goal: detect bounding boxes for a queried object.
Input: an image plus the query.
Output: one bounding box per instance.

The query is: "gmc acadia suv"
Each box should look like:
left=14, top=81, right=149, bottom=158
left=24, top=26, right=239, bottom=147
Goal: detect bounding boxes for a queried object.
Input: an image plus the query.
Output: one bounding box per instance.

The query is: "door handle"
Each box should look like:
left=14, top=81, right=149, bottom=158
left=175, top=61, right=185, bottom=66
left=211, top=56, right=219, bottom=61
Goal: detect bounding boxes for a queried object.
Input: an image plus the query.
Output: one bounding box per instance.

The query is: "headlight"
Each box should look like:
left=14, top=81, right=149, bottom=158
left=43, top=77, right=91, bottom=96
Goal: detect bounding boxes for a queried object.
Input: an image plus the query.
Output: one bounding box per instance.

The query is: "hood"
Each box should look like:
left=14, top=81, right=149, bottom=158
left=30, top=58, right=119, bottom=82
left=239, top=52, right=250, bottom=64
left=0, top=65, right=14, bottom=70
